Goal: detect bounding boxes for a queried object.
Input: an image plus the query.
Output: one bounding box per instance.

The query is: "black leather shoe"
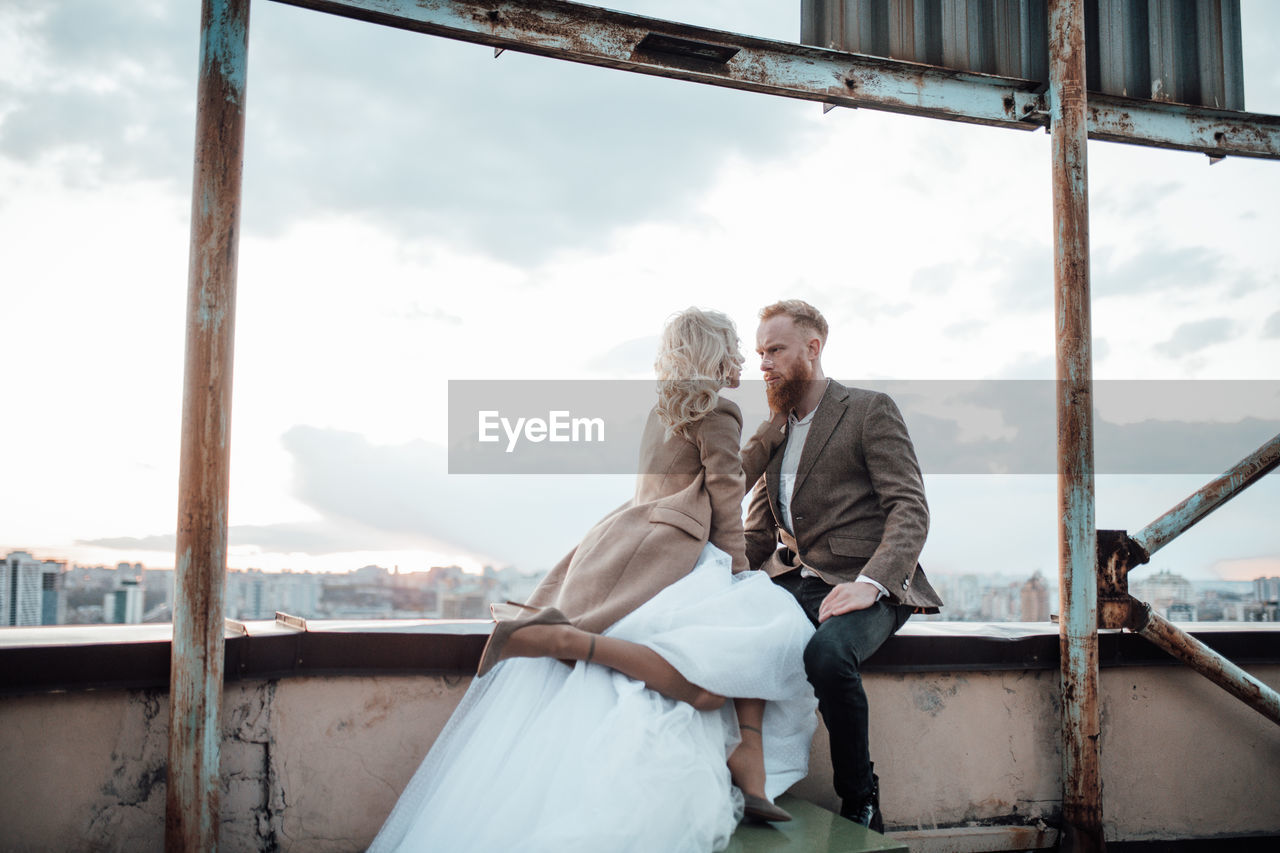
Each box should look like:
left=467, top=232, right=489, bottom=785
left=840, top=773, right=882, bottom=833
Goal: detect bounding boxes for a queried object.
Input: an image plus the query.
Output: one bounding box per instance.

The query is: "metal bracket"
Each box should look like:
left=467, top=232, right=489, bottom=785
left=1096, top=529, right=1150, bottom=630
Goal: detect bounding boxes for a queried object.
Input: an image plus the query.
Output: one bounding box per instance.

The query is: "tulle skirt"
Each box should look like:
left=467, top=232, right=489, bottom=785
left=368, top=542, right=818, bottom=853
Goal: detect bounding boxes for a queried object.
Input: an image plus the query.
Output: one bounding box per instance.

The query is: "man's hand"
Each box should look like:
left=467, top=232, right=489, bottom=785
left=818, top=581, right=879, bottom=623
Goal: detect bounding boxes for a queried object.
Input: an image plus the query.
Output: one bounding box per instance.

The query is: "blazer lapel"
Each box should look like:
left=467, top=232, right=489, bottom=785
left=793, top=380, right=848, bottom=499
left=765, top=432, right=786, bottom=526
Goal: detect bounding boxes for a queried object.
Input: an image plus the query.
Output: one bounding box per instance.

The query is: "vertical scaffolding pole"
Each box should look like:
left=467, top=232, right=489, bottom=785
left=1048, top=0, right=1103, bottom=851
left=167, top=0, right=250, bottom=850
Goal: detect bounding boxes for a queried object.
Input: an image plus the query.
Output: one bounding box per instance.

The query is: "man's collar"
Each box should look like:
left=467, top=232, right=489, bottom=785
left=787, top=378, right=831, bottom=426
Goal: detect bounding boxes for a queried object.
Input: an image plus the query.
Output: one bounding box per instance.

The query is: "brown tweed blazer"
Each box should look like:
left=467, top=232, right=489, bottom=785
left=526, top=397, right=785, bottom=635
left=745, top=380, right=942, bottom=613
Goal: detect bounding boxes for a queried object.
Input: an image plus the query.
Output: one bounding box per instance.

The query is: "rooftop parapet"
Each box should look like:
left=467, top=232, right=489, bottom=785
left=2, top=621, right=1277, bottom=851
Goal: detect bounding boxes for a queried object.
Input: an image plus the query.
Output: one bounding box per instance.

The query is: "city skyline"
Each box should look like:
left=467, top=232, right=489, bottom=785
left=2, top=2, right=1278, bottom=581
left=9, top=547, right=1273, bottom=629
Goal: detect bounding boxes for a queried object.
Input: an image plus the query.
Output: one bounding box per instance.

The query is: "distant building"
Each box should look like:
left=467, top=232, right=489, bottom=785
left=955, top=575, right=982, bottom=619
left=3, top=551, right=43, bottom=626
left=104, top=577, right=145, bottom=624
left=275, top=572, right=321, bottom=618
left=1020, top=571, right=1051, bottom=622
left=440, top=591, right=488, bottom=619
left=1254, top=576, right=1280, bottom=604
left=143, top=569, right=174, bottom=613
left=979, top=582, right=1018, bottom=621
left=226, top=569, right=323, bottom=620
left=1131, top=569, right=1196, bottom=620
left=40, top=559, right=66, bottom=625
left=352, top=565, right=390, bottom=585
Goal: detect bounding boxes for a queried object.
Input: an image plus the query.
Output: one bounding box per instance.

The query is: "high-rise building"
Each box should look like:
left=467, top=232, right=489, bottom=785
left=1254, top=576, right=1280, bottom=604
left=1020, top=571, right=1051, bottom=622
left=2, top=551, right=43, bottom=626
left=40, top=559, right=66, bottom=625
left=104, top=577, right=145, bottom=624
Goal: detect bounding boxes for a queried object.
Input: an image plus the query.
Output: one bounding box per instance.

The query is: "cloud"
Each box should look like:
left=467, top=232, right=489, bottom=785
left=985, top=241, right=1053, bottom=314
left=1111, top=254, right=1270, bottom=305
left=77, top=534, right=175, bottom=553
left=279, top=426, right=632, bottom=569
left=587, top=335, right=661, bottom=376
left=0, top=2, right=195, bottom=189
left=909, top=263, right=951, bottom=295
left=1154, top=317, right=1236, bottom=358
left=2, top=1, right=812, bottom=264
left=861, top=380, right=1280, bottom=475
left=942, top=319, right=985, bottom=340
left=80, top=426, right=634, bottom=570
left=1097, top=246, right=1225, bottom=297
left=1264, top=310, right=1280, bottom=339
left=994, top=354, right=1053, bottom=380
left=78, top=520, right=402, bottom=557
left=394, top=302, right=463, bottom=324
left=1093, top=180, right=1179, bottom=216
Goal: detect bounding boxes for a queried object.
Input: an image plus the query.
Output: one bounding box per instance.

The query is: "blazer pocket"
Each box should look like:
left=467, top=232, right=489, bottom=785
left=829, top=536, right=881, bottom=558
left=649, top=505, right=705, bottom=539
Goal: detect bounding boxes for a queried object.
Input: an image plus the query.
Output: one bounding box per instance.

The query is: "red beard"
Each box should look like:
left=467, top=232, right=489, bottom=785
left=765, top=362, right=815, bottom=416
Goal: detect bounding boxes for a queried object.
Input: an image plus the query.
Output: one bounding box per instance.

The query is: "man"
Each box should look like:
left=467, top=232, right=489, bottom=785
left=745, top=300, right=942, bottom=832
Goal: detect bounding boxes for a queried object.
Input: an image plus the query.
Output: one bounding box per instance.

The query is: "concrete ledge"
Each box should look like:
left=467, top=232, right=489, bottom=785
left=2, top=662, right=1278, bottom=851
left=4, top=620, right=1280, bottom=695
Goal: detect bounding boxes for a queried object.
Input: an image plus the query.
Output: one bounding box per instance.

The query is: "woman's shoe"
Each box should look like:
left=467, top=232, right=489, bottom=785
left=743, top=794, right=792, bottom=823
left=489, top=600, right=536, bottom=621
left=476, top=606, right=572, bottom=677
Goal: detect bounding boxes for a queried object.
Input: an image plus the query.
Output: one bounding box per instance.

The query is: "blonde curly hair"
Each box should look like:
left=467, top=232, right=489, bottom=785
left=654, top=307, right=744, bottom=441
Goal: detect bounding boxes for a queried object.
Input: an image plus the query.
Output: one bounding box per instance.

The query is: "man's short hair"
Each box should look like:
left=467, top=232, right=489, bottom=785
left=759, top=299, right=828, bottom=345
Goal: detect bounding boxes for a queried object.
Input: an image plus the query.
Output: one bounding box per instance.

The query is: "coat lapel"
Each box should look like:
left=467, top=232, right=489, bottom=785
left=793, top=380, right=848, bottom=499
left=765, top=432, right=786, bottom=525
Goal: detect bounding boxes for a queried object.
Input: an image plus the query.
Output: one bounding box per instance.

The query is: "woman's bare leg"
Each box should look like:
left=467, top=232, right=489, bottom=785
left=730, top=698, right=792, bottom=821
left=728, top=698, right=768, bottom=799
left=495, top=623, right=725, bottom=711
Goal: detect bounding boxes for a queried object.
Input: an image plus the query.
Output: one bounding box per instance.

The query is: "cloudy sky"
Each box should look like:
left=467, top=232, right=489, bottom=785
left=2, top=0, right=1278, bottom=585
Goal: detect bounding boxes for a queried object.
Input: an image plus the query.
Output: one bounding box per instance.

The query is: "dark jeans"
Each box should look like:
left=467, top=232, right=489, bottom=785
left=773, top=571, right=913, bottom=807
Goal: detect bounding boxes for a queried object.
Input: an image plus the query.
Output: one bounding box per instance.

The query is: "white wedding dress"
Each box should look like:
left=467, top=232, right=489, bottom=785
left=368, top=542, right=819, bottom=853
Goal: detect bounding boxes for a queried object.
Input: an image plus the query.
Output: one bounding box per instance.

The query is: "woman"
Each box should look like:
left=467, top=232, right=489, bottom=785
left=369, top=309, right=817, bottom=853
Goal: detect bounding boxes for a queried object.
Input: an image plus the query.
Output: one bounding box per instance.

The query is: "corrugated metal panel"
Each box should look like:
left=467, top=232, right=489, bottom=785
left=802, top=0, right=1245, bottom=110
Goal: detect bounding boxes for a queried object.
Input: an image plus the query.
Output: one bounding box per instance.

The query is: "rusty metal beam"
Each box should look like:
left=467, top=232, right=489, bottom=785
left=1134, top=604, right=1280, bottom=727
left=167, top=0, right=250, bottom=850
left=1049, top=1, right=1103, bottom=851
left=1131, top=432, right=1280, bottom=562
left=269, top=0, right=1280, bottom=160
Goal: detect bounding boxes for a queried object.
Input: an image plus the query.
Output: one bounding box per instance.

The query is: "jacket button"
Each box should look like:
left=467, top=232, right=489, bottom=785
left=901, top=579, right=910, bottom=589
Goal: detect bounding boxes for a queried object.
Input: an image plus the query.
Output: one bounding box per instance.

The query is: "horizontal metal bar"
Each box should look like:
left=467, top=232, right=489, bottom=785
left=1087, top=92, right=1280, bottom=160
left=1136, top=604, right=1280, bottom=727
left=1131, top=432, right=1280, bottom=561
left=270, top=0, right=1280, bottom=159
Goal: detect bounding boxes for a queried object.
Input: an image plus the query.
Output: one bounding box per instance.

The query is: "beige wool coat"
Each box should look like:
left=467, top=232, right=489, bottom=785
left=526, top=397, right=784, bottom=635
